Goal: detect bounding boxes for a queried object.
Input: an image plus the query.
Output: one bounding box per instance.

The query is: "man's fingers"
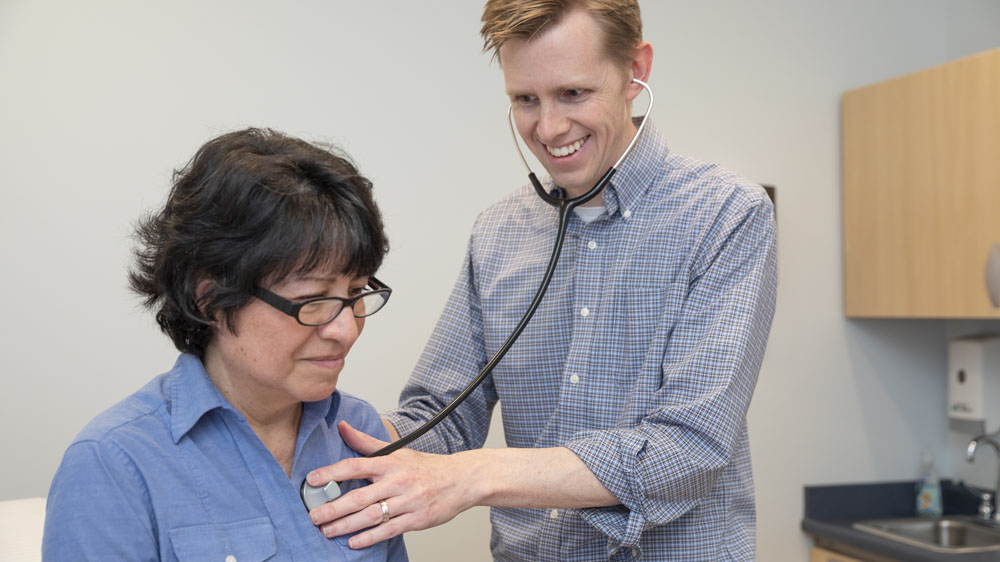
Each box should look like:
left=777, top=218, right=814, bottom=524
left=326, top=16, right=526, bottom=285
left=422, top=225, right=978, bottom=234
left=309, top=475, right=399, bottom=527
left=308, top=450, right=397, bottom=487
left=347, top=512, right=415, bottom=550
left=305, top=423, right=392, bottom=488
left=339, top=420, right=389, bottom=455
left=319, top=500, right=390, bottom=539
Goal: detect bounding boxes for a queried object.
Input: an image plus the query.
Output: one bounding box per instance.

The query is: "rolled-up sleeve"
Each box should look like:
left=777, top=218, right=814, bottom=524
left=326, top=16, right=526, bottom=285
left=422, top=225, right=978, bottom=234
left=565, top=193, right=777, bottom=548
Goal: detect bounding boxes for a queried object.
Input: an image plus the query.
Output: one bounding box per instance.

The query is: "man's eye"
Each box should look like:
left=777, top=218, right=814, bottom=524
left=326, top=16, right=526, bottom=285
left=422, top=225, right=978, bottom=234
left=564, top=89, right=586, bottom=98
left=514, top=95, right=536, bottom=105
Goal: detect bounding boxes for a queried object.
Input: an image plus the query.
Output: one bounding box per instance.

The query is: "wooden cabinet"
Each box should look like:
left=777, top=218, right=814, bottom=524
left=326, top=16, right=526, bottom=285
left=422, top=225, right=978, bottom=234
left=842, top=47, right=1000, bottom=318
left=810, top=546, right=867, bottom=562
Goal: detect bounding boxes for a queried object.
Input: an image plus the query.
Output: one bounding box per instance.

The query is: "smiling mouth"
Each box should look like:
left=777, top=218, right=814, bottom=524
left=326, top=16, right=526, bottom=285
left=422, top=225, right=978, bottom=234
left=305, top=355, right=345, bottom=367
left=545, top=135, right=589, bottom=158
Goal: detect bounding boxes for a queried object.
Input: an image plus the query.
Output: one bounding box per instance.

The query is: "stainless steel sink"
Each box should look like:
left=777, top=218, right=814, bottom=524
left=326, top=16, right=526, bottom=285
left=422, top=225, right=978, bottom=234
left=854, top=516, right=1000, bottom=553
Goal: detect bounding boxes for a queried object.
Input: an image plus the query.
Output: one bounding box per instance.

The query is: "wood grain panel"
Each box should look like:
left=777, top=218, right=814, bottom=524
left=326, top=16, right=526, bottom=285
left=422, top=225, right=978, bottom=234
left=843, top=47, right=1000, bottom=317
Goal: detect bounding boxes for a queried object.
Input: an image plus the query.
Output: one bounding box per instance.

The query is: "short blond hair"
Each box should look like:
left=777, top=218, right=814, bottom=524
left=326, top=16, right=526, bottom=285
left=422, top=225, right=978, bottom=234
left=480, top=0, right=642, bottom=69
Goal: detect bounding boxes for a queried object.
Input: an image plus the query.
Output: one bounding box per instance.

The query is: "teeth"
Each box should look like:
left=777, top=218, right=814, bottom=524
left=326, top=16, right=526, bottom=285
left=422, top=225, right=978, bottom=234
left=546, top=137, right=586, bottom=158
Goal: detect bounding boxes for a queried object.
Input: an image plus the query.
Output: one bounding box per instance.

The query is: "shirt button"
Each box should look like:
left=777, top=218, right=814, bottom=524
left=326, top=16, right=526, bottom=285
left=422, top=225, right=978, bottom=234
left=570, top=374, right=580, bottom=384
left=623, top=209, right=632, bottom=218
left=587, top=240, right=597, bottom=250
left=549, top=509, right=559, bottom=519
left=581, top=307, right=590, bottom=317
left=631, top=547, right=639, bottom=557
left=225, top=556, right=237, bottom=562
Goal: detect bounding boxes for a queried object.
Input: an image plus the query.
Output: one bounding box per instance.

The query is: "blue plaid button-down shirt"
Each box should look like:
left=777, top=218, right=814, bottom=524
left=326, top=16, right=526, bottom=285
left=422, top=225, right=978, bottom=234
left=385, top=121, right=777, bottom=561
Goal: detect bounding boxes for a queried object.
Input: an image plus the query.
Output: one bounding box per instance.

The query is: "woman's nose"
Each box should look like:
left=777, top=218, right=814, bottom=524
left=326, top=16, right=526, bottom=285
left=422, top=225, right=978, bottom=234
left=316, top=306, right=363, bottom=343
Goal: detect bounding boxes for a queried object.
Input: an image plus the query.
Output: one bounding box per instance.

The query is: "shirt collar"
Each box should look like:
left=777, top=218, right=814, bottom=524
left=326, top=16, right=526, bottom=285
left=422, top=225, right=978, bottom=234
left=168, top=353, right=337, bottom=444
left=168, top=353, right=226, bottom=443
left=605, top=117, right=668, bottom=218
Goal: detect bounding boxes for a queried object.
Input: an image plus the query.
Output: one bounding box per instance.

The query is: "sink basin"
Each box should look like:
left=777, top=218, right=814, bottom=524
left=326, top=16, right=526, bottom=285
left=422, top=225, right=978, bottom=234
left=854, top=516, right=1000, bottom=553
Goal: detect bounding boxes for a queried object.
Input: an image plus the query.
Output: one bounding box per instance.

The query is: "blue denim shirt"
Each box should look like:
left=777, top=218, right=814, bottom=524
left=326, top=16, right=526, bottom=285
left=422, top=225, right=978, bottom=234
left=43, top=353, right=407, bottom=561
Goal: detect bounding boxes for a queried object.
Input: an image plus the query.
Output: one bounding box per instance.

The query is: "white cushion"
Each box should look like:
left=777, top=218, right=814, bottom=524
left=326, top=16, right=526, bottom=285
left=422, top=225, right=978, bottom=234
left=0, top=497, right=46, bottom=562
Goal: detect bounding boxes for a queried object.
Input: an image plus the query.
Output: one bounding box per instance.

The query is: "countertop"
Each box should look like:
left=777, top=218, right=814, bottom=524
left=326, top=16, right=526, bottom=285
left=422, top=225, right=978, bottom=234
left=802, top=480, right=1000, bottom=562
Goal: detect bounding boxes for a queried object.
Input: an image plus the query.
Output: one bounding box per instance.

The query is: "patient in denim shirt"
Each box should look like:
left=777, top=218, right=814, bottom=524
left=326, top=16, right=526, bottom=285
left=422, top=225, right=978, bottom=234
left=43, top=128, right=407, bottom=562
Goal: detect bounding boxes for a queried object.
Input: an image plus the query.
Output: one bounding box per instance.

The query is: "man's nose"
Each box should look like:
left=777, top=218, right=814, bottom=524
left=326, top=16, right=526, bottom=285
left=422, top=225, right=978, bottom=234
left=536, top=103, right=571, bottom=143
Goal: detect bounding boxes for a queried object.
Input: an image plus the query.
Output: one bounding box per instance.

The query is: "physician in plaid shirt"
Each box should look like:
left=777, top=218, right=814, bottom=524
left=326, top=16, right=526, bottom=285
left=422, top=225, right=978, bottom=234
left=308, top=1, right=777, bottom=560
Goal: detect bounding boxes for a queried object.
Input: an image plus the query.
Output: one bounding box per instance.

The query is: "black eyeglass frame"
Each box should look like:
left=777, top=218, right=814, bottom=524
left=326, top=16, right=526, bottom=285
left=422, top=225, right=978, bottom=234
left=254, top=276, right=392, bottom=326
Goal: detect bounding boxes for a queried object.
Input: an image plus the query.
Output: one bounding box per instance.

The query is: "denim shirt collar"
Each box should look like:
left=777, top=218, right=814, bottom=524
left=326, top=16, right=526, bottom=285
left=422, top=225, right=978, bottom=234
left=167, top=353, right=333, bottom=443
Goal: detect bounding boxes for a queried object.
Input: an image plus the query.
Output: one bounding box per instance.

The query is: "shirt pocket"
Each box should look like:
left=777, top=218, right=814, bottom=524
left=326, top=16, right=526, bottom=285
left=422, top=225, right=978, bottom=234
left=605, top=284, right=672, bottom=386
left=169, top=517, right=276, bottom=562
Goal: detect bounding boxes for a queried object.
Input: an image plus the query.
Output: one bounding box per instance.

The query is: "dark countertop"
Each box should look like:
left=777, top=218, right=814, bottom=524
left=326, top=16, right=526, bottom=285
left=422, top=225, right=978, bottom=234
left=802, top=480, right=1000, bottom=562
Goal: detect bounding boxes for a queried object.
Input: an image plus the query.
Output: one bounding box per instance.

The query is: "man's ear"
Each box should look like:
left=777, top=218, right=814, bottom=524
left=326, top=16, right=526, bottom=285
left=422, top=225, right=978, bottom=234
left=626, top=41, right=653, bottom=101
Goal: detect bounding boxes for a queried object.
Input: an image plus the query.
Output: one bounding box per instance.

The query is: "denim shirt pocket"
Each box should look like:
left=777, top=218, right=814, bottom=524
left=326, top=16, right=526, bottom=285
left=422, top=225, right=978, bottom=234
left=169, top=516, right=277, bottom=561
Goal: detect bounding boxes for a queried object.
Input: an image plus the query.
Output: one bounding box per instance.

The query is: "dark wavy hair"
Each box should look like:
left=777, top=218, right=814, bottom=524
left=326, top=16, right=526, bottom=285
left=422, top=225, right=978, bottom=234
left=129, top=128, right=389, bottom=357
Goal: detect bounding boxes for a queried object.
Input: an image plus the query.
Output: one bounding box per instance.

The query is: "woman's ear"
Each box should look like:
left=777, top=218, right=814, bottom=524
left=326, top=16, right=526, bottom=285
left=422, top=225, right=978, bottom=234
left=194, top=278, right=216, bottom=320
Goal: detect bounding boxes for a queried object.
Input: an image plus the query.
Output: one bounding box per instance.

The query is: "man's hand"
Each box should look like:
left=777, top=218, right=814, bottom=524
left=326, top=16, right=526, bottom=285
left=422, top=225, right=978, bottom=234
left=306, top=421, right=617, bottom=549
left=306, top=421, right=480, bottom=549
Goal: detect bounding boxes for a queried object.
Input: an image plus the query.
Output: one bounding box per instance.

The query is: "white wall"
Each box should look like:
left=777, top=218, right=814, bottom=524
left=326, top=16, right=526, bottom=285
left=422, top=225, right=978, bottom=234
left=2, top=1, right=999, bottom=561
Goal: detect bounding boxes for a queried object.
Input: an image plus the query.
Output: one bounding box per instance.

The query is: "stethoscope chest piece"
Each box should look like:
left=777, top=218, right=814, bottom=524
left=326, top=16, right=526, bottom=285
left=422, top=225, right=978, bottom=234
left=301, top=479, right=342, bottom=511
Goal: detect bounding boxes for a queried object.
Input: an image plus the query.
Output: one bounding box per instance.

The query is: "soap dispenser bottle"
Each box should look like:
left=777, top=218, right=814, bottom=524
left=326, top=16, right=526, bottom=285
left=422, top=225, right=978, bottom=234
left=916, top=448, right=943, bottom=517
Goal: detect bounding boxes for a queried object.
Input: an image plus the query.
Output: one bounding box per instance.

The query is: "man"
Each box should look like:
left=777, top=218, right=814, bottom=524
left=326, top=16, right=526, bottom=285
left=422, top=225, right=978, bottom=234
left=308, top=1, right=777, bottom=560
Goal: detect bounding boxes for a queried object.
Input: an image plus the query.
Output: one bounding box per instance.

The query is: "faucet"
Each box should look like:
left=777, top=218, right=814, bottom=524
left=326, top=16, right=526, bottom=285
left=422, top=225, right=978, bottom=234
left=967, top=430, right=1000, bottom=522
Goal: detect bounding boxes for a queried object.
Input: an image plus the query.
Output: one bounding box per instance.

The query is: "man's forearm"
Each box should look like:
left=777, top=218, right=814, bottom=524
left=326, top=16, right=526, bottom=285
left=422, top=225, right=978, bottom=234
left=461, top=446, right=619, bottom=509
left=380, top=417, right=617, bottom=509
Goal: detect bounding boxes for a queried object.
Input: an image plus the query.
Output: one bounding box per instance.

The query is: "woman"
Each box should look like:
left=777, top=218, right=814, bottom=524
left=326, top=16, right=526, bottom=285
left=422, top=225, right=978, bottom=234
left=42, top=128, right=407, bottom=561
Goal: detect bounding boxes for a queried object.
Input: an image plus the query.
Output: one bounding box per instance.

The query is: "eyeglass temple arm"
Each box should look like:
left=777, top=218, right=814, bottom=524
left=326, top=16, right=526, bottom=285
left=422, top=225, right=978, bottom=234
left=254, top=287, right=301, bottom=317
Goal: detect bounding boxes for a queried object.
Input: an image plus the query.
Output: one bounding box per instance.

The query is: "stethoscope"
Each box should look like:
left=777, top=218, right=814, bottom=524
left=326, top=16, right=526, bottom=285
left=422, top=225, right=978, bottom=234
left=301, top=79, right=653, bottom=511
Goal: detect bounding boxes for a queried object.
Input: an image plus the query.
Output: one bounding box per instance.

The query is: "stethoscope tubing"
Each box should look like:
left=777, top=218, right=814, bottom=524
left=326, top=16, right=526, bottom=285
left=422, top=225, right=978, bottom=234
left=368, top=79, right=653, bottom=458
left=301, top=79, right=653, bottom=509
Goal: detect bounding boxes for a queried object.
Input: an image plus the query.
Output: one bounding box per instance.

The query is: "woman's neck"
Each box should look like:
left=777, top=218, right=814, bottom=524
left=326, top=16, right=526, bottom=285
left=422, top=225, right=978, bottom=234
left=202, top=347, right=303, bottom=476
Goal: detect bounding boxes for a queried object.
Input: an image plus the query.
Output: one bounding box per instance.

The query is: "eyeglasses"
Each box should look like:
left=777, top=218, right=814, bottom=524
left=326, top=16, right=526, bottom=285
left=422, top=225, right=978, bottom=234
left=254, top=277, right=392, bottom=326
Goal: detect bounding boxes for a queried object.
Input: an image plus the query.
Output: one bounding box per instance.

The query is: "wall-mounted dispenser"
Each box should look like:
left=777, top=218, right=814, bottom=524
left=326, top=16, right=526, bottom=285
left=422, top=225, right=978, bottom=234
left=949, top=335, right=1000, bottom=430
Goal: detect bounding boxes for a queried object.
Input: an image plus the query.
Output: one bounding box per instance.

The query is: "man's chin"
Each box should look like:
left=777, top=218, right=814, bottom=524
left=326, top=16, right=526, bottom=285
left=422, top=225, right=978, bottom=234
left=549, top=175, right=601, bottom=198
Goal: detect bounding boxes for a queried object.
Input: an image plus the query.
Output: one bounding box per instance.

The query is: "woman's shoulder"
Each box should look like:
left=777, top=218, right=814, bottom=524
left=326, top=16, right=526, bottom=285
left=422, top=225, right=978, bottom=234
left=332, top=390, right=389, bottom=441
left=72, top=372, right=172, bottom=446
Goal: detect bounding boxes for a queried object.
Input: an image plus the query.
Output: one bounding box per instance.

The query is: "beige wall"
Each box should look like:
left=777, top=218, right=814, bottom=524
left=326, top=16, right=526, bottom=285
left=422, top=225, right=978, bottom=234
left=2, top=1, right=1000, bottom=560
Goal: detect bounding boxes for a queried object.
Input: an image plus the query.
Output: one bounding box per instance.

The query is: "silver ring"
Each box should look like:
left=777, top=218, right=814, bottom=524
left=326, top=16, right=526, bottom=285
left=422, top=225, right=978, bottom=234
left=380, top=500, right=390, bottom=523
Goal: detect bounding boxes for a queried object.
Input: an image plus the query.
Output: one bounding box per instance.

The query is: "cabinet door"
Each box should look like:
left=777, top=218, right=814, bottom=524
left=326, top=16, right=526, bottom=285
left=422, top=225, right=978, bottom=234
left=810, top=546, right=867, bottom=562
left=843, top=47, right=1000, bottom=318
